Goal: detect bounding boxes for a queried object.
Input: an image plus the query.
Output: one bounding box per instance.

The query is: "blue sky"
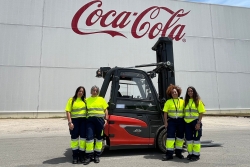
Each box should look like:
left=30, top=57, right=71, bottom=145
left=184, top=0, right=250, bottom=8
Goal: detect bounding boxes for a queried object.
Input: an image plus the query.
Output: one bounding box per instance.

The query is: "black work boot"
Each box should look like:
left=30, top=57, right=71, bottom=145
left=94, top=156, right=100, bottom=163
left=72, top=150, right=79, bottom=164
left=191, top=155, right=200, bottom=161
left=79, top=156, right=86, bottom=163
left=72, top=157, right=78, bottom=164
left=83, top=158, right=91, bottom=165
left=176, top=153, right=184, bottom=159
left=187, top=154, right=193, bottom=160
left=174, top=149, right=184, bottom=159
left=162, top=154, right=173, bottom=161
left=79, top=152, right=86, bottom=163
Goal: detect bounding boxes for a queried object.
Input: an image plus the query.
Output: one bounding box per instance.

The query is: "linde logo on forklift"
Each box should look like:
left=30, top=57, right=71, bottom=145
left=71, top=0, right=190, bottom=41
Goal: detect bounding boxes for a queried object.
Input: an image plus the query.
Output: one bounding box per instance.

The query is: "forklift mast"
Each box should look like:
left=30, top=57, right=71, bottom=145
left=152, top=37, right=175, bottom=107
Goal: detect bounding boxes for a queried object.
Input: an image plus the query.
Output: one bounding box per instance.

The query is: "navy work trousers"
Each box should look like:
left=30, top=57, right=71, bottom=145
left=69, top=118, right=86, bottom=158
left=185, top=119, right=202, bottom=141
left=166, top=118, right=185, bottom=155
left=86, top=117, right=105, bottom=158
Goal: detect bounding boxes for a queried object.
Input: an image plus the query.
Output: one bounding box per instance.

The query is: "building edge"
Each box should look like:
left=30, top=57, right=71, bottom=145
left=0, top=110, right=250, bottom=118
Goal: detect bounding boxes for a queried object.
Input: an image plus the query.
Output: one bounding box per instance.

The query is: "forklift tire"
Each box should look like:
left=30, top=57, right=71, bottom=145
left=157, top=128, right=167, bottom=153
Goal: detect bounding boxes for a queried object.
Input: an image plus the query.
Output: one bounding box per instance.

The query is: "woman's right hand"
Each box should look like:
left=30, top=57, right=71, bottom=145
left=69, top=123, right=74, bottom=130
left=164, top=122, right=168, bottom=128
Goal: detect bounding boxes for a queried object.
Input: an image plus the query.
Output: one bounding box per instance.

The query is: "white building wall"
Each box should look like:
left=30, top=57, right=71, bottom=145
left=0, top=0, right=250, bottom=117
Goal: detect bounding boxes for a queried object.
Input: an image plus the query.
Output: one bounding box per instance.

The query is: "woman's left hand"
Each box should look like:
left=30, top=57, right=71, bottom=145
left=195, top=123, right=201, bottom=130
left=104, top=119, right=108, bottom=127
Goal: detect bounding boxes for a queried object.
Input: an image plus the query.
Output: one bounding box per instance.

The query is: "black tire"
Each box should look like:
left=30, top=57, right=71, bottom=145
left=157, top=128, right=167, bottom=153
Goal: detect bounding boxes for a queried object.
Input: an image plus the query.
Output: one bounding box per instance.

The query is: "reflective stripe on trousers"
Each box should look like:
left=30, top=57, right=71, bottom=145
left=85, top=117, right=105, bottom=157
left=165, top=118, right=184, bottom=155
left=86, top=140, right=94, bottom=153
left=79, top=138, right=86, bottom=151
left=166, top=138, right=175, bottom=151
left=95, top=139, right=103, bottom=152
left=69, top=118, right=87, bottom=158
left=71, top=138, right=79, bottom=150
left=175, top=137, right=184, bottom=149
left=185, top=119, right=202, bottom=155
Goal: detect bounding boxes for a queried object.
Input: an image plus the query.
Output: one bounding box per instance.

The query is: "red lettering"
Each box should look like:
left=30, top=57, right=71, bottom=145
left=161, top=9, right=185, bottom=37
left=112, top=11, right=132, bottom=28
left=71, top=0, right=190, bottom=40
left=86, top=9, right=102, bottom=26
left=169, top=24, right=186, bottom=41
left=71, top=0, right=126, bottom=37
left=131, top=6, right=158, bottom=38
left=149, top=23, right=163, bottom=39
left=71, top=0, right=100, bottom=34
left=100, top=10, right=116, bottom=27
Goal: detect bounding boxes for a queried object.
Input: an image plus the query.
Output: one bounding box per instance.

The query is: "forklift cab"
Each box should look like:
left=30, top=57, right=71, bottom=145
left=97, top=37, right=175, bottom=151
left=98, top=67, right=163, bottom=149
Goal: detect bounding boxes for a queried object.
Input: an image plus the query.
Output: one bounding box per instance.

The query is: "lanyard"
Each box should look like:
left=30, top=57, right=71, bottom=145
left=188, top=100, right=194, bottom=116
left=172, top=98, right=179, bottom=112
left=188, top=100, right=194, bottom=112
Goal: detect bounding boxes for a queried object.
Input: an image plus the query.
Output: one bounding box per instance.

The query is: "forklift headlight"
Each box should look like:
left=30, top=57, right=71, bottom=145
left=96, top=67, right=111, bottom=78
left=96, top=69, right=102, bottom=78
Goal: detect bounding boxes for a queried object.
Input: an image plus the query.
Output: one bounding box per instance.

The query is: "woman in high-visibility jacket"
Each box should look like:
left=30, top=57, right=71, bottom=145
left=162, top=84, right=185, bottom=161
left=65, top=86, right=87, bottom=164
left=184, top=86, right=206, bottom=161
left=84, top=85, right=108, bottom=165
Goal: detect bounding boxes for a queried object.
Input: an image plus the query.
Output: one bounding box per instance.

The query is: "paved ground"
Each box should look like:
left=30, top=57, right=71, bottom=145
left=0, top=116, right=250, bottom=167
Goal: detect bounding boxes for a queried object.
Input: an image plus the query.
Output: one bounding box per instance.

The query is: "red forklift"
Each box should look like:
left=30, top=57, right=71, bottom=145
left=96, top=37, right=220, bottom=153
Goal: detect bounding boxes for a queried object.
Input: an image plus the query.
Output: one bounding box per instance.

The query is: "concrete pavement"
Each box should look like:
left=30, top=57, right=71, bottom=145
left=0, top=116, right=250, bottom=167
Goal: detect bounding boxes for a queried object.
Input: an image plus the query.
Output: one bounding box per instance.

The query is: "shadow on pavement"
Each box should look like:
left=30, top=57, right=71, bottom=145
left=142, top=150, right=192, bottom=163
left=101, top=148, right=159, bottom=157
left=102, top=148, right=165, bottom=160
left=43, top=148, right=71, bottom=164
left=102, top=148, right=191, bottom=163
left=42, top=147, right=195, bottom=164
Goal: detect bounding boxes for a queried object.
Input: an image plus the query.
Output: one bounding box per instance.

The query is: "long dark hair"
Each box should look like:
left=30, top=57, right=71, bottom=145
left=184, top=86, right=200, bottom=108
left=72, top=86, right=86, bottom=107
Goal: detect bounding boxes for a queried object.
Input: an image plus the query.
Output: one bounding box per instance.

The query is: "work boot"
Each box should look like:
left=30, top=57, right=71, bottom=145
left=94, top=156, right=100, bottom=163
left=191, top=155, right=200, bottom=161
left=83, top=158, right=91, bottom=165
left=175, top=153, right=184, bottom=159
left=187, top=154, right=193, bottom=160
left=79, top=156, right=86, bottom=163
left=162, top=155, right=173, bottom=161
left=79, top=151, right=86, bottom=163
left=72, top=158, right=78, bottom=164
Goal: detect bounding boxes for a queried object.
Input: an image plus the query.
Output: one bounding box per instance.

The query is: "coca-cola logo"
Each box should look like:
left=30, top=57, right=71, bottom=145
left=71, top=0, right=190, bottom=41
